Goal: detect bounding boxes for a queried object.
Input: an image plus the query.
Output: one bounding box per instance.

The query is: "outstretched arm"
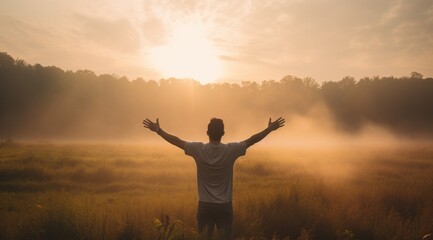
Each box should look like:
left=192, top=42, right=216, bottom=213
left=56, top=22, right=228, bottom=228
left=244, top=117, right=285, bottom=148
left=143, top=118, right=186, bottom=150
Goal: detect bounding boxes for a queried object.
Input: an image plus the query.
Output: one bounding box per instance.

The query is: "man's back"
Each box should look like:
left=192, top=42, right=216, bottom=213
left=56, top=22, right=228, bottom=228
left=185, top=142, right=247, bottom=203
left=143, top=117, right=285, bottom=239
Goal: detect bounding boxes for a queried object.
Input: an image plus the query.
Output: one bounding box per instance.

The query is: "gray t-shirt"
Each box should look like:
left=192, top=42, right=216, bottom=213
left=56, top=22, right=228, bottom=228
left=184, top=141, right=247, bottom=203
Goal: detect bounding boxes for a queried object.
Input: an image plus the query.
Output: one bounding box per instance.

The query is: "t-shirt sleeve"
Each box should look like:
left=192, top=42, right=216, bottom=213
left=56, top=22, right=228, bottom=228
left=229, top=141, right=247, bottom=157
left=184, top=142, right=202, bottom=157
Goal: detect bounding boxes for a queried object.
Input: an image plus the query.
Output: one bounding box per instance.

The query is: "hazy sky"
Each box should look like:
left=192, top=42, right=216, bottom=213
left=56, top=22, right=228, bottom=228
left=1, top=0, right=432, bottom=83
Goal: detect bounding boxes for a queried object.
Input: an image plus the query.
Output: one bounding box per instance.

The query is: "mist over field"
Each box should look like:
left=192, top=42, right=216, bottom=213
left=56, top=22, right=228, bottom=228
left=1, top=52, right=433, bottom=145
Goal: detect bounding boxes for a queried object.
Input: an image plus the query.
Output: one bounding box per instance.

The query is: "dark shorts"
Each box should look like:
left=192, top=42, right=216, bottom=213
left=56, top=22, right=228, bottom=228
left=197, top=201, right=233, bottom=240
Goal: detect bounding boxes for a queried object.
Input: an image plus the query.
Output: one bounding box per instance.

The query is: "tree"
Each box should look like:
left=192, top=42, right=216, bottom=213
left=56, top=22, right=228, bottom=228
left=410, top=72, right=423, bottom=79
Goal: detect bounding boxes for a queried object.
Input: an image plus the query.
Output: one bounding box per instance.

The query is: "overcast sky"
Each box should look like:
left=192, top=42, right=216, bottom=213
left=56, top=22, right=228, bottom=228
left=1, top=0, right=432, bottom=83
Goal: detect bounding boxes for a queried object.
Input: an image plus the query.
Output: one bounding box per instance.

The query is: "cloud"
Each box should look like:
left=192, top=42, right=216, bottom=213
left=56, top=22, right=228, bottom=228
left=345, top=0, right=433, bottom=75
left=141, top=16, right=168, bottom=46
left=74, top=14, right=140, bottom=53
left=0, top=15, right=56, bottom=53
left=1, top=0, right=432, bottom=82
left=0, top=15, right=160, bottom=80
left=210, top=0, right=433, bottom=80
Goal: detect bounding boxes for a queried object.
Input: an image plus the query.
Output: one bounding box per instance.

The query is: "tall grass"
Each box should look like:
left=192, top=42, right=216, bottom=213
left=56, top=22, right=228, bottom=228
left=0, top=142, right=432, bottom=239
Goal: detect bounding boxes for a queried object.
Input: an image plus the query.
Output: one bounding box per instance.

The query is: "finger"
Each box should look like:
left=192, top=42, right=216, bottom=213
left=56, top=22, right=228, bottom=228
left=269, top=118, right=271, bottom=124
left=157, top=118, right=159, bottom=125
left=276, top=117, right=283, bottom=122
left=146, top=118, right=156, bottom=123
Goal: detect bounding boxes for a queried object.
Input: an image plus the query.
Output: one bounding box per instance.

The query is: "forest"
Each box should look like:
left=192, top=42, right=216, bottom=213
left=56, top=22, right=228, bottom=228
left=1, top=51, right=432, bottom=141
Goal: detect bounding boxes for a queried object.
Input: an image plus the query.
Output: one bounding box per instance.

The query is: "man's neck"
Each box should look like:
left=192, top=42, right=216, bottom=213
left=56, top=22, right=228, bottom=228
left=209, top=139, right=221, bottom=145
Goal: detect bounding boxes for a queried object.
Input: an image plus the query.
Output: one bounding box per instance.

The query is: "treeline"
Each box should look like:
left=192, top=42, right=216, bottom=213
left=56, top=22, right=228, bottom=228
left=1, top=51, right=433, bottom=140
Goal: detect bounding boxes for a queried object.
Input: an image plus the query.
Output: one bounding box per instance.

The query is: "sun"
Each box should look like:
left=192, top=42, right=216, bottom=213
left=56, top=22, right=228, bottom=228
left=150, top=21, right=222, bottom=84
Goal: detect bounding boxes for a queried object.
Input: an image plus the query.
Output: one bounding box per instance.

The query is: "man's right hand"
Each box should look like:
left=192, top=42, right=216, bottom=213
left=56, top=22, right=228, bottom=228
left=142, top=118, right=186, bottom=150
left=143, top=118, right=160, bottom=132
left=268, top=117, right=285, bottom=131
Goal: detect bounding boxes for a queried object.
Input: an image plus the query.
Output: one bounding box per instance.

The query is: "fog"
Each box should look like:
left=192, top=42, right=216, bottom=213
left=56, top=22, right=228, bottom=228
left=1, top=52, right=433, bottom=146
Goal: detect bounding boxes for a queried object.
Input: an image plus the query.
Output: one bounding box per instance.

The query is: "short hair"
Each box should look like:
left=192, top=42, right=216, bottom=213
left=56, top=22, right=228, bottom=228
left=207, top=118, right=224, bottom=141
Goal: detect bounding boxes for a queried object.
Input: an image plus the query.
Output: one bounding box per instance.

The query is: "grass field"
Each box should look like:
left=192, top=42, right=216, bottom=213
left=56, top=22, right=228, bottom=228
left=0, top=141, right=432, bottom=240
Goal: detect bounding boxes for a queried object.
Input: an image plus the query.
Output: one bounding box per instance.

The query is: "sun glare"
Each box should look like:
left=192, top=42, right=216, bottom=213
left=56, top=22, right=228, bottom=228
left=150, top=22, right=222, bottom=84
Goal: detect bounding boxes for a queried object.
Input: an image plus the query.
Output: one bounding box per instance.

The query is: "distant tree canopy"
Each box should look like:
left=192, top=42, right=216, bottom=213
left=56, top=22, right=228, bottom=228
left=1, top=51, right=432, bottom=140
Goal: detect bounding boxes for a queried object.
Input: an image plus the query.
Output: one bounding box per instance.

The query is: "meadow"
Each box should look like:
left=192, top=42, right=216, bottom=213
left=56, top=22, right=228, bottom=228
left=0, top=141, right=432, bottom=240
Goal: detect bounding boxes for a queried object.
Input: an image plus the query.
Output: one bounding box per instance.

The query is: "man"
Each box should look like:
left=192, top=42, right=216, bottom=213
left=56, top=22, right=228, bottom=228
left=142, top=117, right=285, bottom=239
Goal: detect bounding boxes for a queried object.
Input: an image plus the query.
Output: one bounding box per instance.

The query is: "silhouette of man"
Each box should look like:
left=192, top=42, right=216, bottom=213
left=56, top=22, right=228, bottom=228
left=143, top=117, right=285, bottom=240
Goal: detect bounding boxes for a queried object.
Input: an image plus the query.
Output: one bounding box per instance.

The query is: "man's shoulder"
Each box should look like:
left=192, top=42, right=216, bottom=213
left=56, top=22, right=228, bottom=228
left=186, top=141, right=205, bottom=147
left=184, top=142, right=204, bottom=156
left=226, top=141, right=248, bottom=154
left=227, top=141, right=247, bottom=147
